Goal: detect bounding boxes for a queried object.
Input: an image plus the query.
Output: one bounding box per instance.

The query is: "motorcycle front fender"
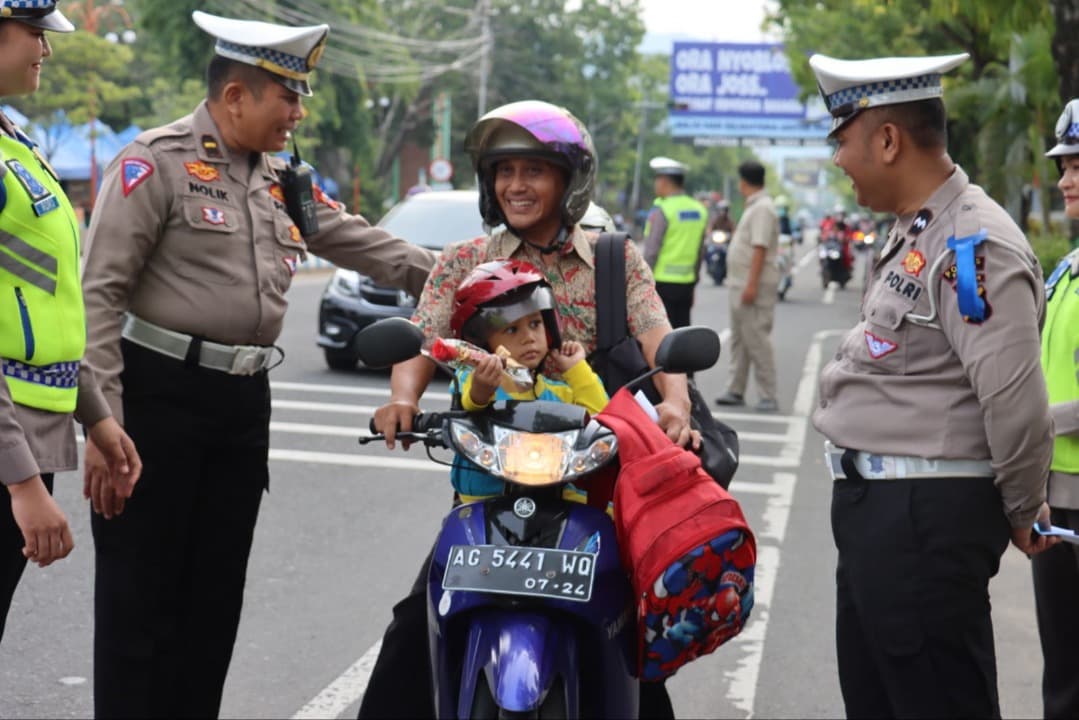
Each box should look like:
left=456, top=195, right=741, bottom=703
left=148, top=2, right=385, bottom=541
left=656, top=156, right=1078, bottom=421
left=457, top=610, right=579, bottom=717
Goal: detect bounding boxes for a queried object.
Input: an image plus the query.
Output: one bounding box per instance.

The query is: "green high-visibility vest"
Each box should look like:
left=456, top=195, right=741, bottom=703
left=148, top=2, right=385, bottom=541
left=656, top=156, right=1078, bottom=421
left=0, top=132, right=84, bottom=413
left=1043, top=250, right=1079, bottom=472
left=647, top=194, right=707, bottom=284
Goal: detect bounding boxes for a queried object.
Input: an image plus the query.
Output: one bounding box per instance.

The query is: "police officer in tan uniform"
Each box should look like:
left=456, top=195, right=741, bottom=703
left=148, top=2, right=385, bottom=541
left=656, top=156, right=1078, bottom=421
left=0, top=0, right=140, bottom=645
left=80, top=11, right=435, bottom=718
left=810, top=53, right=1056, bottom=718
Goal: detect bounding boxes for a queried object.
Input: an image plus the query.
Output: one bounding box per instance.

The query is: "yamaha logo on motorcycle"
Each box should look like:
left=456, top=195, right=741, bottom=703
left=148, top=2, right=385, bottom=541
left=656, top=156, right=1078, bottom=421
left=513, top=497, right=537, bottom=518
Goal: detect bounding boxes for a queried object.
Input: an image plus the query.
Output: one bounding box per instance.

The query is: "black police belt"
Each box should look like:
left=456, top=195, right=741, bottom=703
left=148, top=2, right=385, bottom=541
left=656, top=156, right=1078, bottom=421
left=121, top=313, right=276, bottom=376
left=824, top=441, right=993, bottom=481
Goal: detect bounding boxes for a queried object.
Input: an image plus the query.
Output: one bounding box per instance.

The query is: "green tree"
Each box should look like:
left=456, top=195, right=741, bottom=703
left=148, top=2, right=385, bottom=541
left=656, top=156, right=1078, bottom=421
left=10, top=31, right=141, bottom=158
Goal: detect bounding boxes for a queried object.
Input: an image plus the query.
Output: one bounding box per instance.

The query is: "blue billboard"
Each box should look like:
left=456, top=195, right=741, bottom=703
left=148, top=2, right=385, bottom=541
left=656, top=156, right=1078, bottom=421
left=667, top=42, right=830, bottom=142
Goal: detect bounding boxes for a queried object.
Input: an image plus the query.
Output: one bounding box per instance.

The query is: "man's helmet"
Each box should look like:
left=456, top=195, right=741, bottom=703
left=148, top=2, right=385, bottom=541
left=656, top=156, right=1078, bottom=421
left=464, top=100, right=596, bottom=230
left=579, top=202, right=616, bottom=232
left=1047, top=99, right=1079, bottom=168
left=451, top=259, right=562, bottom=349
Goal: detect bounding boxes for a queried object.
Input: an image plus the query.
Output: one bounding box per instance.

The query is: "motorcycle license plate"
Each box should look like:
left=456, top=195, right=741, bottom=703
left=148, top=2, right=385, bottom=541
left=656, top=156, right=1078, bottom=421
left=442, top=545, right=596, bottom=602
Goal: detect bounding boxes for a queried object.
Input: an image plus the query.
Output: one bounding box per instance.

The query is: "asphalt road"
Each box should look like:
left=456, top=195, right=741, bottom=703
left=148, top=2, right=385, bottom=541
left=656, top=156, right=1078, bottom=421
left=0, top=243, right=1045, bottom=718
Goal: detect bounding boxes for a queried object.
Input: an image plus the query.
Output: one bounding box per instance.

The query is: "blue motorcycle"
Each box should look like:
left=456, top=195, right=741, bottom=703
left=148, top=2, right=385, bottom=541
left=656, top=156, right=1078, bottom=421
left=704, top=230, right=729, bottom=286
left=357, top=319, right=719, bottom=718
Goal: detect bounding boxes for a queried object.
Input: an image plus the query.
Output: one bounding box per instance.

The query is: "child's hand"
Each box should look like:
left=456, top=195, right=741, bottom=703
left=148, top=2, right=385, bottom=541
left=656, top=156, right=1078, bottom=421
left=553, top=341, right=586, bottom=372
left=469, top=354, right=503, bottom=406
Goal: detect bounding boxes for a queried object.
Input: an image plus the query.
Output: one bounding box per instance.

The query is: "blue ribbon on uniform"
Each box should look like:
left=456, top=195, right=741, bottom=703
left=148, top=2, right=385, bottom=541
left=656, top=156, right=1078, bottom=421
left=946, top=228, right=989, bottom=322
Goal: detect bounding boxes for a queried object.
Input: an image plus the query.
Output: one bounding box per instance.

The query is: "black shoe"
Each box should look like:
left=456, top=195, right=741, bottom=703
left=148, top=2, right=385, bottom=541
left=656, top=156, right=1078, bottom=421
left=714, top=392, right=745, bottom=406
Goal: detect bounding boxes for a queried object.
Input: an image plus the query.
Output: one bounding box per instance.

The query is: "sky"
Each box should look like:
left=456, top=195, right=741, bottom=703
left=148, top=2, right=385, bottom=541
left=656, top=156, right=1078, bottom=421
left=638, top=0, right=776, bottom=53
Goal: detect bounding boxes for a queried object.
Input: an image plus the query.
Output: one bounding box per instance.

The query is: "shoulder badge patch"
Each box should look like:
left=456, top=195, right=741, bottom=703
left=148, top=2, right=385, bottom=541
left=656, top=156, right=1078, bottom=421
left=864, top=330, right=898, bottom=359
left=269, top=184, right=286, bottom=205
left=289, top=225, right=302, bottom=243
left=121, top=158, right=154, bottom=197
left=313, top=185, right=338, bottom=210
left=901, top=249, right=926, bottom=277
left=909, top=209, right=932, bottom=236
left=282, top=255, right=299, bottom=276
left=184, top=160, right=220, bottom=182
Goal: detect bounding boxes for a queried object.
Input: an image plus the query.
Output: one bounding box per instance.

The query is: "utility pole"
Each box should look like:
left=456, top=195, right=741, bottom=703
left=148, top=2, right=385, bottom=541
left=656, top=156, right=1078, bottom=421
left=628, top=101, right=664, bottom=223
left=477, top=0, right=491, bottom=117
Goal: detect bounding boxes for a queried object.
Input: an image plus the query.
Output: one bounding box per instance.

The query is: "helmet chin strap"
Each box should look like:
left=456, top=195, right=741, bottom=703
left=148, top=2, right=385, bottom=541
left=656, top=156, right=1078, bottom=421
left=514, top=225, right=569, bottom=255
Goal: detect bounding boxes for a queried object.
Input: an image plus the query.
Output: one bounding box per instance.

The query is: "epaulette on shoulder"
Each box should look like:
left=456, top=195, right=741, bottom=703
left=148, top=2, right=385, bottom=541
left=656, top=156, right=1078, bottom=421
left=134, top=121, right=192, bottom=149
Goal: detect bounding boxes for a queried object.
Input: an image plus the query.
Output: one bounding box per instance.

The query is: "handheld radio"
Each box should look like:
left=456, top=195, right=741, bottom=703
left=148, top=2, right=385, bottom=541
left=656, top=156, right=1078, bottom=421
left=280, top=139, right=319, bottom=237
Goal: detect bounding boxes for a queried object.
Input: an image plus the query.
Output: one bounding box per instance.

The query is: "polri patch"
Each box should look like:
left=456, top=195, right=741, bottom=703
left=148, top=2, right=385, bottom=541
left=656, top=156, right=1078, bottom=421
left=202, top=206, right=226, bottom=225
left=909, top=209, right=932, bottom=236
left=864, top=331, right=898, bottom=359
left=5, top=159, right=58, bottom=216
left=121, top=158, right=154, bottom=197
left=184, top=160, right=220, bottom=182
left=901, top=249, right=926, bottom=277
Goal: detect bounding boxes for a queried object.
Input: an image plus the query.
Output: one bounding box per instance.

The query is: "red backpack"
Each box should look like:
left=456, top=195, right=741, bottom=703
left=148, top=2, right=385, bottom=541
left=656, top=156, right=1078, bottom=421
left=594, top=388, right=756, bottom=682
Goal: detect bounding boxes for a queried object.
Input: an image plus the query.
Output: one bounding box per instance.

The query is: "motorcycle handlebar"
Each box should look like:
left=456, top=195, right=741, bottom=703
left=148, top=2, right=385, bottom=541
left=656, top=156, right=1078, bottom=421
left=358, top=411, right=450, bottom=446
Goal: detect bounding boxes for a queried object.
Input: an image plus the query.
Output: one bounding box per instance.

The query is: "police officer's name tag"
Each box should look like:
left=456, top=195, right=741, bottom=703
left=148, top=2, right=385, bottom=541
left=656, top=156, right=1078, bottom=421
left=5, top=159, right=58, bottom=216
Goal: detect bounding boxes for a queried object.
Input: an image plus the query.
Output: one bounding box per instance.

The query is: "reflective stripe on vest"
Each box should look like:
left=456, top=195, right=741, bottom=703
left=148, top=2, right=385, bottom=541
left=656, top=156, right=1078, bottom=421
left=652, top=195, right=707, bottom=284
left=1042, top=250, right=1079, bottom=472
left=0, top=133, right=83, bottom=413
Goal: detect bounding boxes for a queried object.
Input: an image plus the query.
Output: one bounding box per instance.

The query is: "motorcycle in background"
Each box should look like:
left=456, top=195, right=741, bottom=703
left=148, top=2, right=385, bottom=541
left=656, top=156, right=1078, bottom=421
left=819, top=232, right=851, bottom=289
left=705, top=230, right=729, bottom=286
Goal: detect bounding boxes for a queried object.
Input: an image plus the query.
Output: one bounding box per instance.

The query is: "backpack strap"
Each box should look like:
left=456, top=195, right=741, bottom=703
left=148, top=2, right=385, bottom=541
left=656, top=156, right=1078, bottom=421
left=595, top=232, right=631, bottom=351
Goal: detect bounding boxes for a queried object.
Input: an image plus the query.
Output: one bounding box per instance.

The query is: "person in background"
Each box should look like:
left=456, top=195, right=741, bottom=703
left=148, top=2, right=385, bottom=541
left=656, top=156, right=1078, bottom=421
left=0, top=0, right=140, bottom=645
left=810, top=51, right=1055, bottom=718
left=642, top=157, right=708, bottom=328
left=1033, top=97, right=1079, bottom=720
left=80, top=11, right=434, bottom=717
left=714, top=161, right=779, bottom=412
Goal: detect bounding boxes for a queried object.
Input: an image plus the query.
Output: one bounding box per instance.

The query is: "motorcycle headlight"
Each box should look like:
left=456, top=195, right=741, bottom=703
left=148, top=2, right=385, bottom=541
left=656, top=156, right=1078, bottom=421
left=450, top=422, right=617, bottom=486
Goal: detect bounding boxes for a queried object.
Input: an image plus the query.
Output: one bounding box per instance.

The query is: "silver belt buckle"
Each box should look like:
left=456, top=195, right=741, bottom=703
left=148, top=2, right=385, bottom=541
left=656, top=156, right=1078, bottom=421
left=229, top=346, right=267, bottom=376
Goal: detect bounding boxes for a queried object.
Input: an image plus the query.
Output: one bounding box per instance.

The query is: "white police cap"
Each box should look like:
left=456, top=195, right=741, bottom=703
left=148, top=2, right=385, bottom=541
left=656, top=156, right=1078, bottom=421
left=809, top=52, right=968, bottom=136
left=1047, top=99, right=1079, bottom=159
left=649, top=156, right=688, bottom=176
left=0, top=0, right=73, bottom=32
left=192, top=10, right=329, bottom=97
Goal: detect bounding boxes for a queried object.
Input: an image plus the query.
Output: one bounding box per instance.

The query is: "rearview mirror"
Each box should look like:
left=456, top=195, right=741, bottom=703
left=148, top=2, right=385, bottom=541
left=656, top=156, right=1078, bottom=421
left=355, top=317, right=425, bottom=368
left=654, top=326, right=720, bottom=374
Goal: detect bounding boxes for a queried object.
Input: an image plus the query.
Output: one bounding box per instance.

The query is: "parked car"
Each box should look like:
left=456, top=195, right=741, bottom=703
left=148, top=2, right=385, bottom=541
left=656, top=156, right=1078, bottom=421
left=317, top=190, right=485, bottom=370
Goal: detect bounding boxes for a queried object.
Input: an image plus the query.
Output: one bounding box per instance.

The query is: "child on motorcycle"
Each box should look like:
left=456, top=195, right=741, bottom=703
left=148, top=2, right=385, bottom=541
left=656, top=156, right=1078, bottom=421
left=449, top=258, right=609, bottom=502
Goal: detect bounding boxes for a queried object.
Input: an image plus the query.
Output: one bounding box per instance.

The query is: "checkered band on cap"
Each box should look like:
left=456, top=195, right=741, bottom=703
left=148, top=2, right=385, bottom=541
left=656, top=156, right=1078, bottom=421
left=2, top=0, right=55, bottom=9
left=1064, top=123, right=1079, bottom=144
left=1, top=359, right=79, bottom=389
left=826, top=73, right=942, bottom=113
left=216, top=39, right=309, bottom=79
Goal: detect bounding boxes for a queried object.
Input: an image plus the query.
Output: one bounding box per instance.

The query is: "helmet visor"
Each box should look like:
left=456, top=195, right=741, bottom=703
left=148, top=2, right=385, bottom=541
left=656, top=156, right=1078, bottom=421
left=483, top=100, right=586, bottom=148
left=466, top=285, right=556, bottom=339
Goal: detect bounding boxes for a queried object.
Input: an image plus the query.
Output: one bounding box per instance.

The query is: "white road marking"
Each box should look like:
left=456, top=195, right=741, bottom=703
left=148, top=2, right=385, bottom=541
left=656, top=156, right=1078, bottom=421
left=273, top=380, right=453, bottom=402
left=291, top=641, right=382, bottom=720
left=723, top=329, right=844, bottom=717
left=823, top=283, right=836, bottom=304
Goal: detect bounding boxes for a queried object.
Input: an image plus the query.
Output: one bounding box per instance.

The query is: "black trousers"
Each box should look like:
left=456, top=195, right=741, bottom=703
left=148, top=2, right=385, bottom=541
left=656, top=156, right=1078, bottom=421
left=358, top=547, right=675, bottom=719
left=831, top=470, right=1010, bottom=719
left=92, top=340, right=270, bottom=719
left=654, top=282, right=695, bottom=330
left=1032, top=506, right=1079, bottom=719
left=0, top=473, right=54, bottom=645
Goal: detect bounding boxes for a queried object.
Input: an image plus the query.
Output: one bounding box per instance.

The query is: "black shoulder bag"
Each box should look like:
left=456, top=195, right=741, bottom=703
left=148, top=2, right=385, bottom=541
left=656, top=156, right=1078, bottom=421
left=589, top=232, right=739, bottom=489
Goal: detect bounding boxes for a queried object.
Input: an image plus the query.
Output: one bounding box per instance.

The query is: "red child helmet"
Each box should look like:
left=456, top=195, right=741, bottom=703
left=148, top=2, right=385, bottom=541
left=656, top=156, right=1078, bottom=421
left=450, top=259, right=562, bottom=349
